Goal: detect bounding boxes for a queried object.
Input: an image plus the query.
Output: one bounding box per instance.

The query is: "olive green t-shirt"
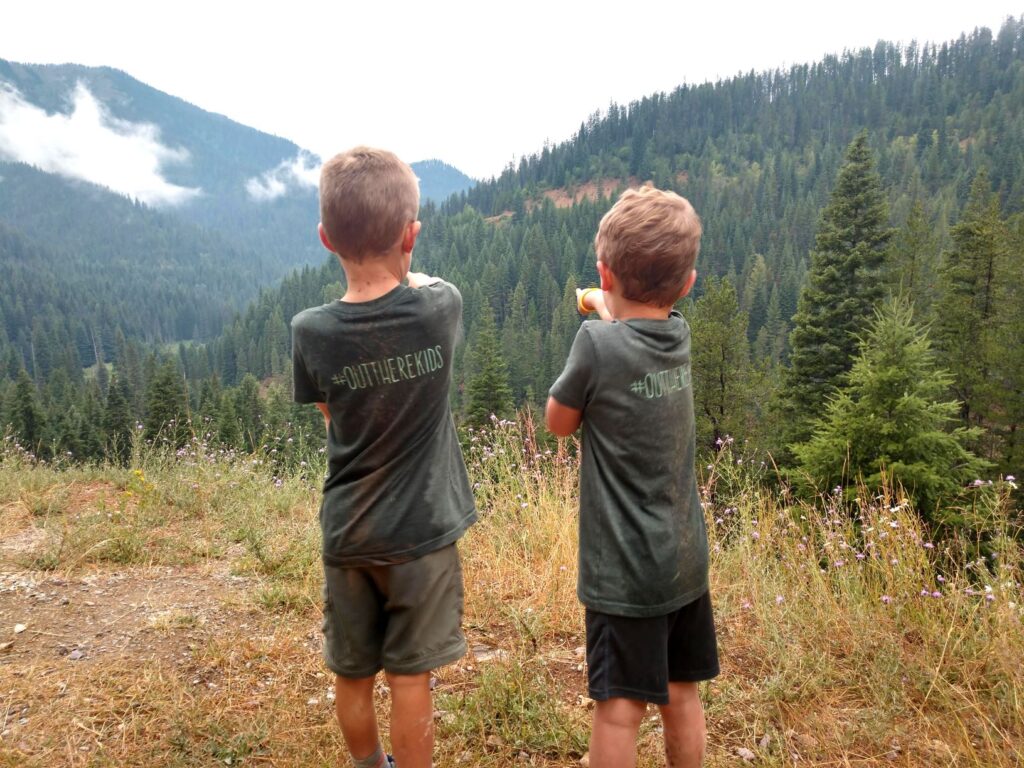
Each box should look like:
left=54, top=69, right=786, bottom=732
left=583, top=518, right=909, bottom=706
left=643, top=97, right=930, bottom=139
left=549, top=311, right=709, bottom=617
left=291, top=281, right=476, bottom=567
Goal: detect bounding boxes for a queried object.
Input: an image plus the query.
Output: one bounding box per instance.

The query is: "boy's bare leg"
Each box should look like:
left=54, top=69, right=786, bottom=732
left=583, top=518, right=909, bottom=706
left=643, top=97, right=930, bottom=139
left=589, top=697, right=647, bottom=768
left=385, top=671, right=434, bottom=768
left=658, top=681, right=706, bottom=768
left=334, top=675, right=383, bottom=761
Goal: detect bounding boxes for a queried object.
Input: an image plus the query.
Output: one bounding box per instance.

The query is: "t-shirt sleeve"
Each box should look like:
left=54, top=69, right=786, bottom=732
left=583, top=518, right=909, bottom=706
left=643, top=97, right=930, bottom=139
left=549, top=324, right=595, bottom=411
left=291, top=321, right=323, bottom=404
left=421, top=280, right=464, bottom=345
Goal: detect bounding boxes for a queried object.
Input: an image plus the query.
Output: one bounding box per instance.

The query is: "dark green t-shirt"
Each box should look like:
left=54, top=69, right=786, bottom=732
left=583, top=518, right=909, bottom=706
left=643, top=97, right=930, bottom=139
left=291, top=281, right=476, bottom=567
left=549, top=311, right=708, bottom=617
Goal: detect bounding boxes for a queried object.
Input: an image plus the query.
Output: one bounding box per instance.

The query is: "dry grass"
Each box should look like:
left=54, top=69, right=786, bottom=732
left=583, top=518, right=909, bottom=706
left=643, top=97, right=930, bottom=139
left=0, top=423, right=1021, bottom=767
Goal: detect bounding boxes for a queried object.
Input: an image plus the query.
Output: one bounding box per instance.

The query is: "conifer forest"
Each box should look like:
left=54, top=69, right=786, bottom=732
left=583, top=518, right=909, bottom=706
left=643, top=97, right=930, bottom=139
left=2, top=19, right=1023, bottom=517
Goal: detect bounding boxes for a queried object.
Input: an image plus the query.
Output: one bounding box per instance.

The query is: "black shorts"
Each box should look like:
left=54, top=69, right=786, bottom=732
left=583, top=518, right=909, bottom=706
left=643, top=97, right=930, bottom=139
left=585, top=591, right=719, bottom=705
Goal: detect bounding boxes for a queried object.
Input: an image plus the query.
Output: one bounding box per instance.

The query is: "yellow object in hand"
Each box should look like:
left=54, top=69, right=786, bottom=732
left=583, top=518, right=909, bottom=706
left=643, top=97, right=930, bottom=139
left=577, top=287, right=600, bottom=315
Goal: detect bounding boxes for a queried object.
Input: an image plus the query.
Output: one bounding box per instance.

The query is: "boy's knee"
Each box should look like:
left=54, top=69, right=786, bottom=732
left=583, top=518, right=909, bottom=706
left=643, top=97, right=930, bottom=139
left=384, top=670, right=431, bottom=689
left=595, top=697, right=647, bottom=730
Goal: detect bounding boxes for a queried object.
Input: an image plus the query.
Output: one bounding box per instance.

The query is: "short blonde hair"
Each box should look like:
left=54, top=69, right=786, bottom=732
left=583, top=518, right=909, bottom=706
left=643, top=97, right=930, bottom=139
left=595, top=186, right=702, bottom=306
left=319, top=146, right=420, bottom=261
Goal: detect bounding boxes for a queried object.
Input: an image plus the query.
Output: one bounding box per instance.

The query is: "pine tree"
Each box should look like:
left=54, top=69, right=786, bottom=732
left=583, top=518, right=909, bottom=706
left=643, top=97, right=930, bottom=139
left=144, top=359, right=189, bottom=446
left=464, top=312, right=514, bottom=428
left=783, top=132, right=893, bottom=448
left=4, top=369, right=46, bottom=452
left=686, top=278, right=759, bottom=449
left=794, top=299, right=988, bottom=521
left=886, top=199, right=940, bottom=320
left=104, top=375, right=134, bottom=464
left=932, top=171, right=1010, bottom=452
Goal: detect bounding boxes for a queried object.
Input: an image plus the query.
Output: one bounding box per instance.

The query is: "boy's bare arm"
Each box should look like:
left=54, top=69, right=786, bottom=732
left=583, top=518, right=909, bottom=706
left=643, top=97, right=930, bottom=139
left=545, top=396, right=582, bottom=436
left=577, top=288, right=612, bottom=321
left=315, top=402, right=330, bottom=431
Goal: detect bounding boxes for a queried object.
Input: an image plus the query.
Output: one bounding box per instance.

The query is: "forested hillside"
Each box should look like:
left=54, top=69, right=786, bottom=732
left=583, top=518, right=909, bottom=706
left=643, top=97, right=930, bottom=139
left=2, top=19, right=1022, bottom=511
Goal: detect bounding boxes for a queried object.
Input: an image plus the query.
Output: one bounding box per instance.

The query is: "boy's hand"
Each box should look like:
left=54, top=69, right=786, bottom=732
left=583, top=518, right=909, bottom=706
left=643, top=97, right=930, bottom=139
left=577, top=288, right=612, bottom=321
left=407, top=272, right=441, bottom=288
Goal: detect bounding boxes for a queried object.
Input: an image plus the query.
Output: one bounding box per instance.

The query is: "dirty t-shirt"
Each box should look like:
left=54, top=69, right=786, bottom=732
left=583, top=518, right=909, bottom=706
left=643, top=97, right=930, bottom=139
left=291, top=281, right=476, bottom=567
left=549, top=312, right=708, bottom=617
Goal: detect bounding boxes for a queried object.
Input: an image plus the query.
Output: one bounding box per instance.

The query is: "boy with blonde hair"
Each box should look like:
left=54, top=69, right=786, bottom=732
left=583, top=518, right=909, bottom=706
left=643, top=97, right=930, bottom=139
left=292, top=146, right=476, bottom=768
left=546, top=186, right=718, bottom=768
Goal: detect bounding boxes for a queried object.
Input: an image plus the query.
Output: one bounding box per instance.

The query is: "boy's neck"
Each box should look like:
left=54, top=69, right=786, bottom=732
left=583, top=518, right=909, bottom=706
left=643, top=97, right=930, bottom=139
left=339, top=251, right=409, bottom=303
left=608, top=294, right=674, bottom=321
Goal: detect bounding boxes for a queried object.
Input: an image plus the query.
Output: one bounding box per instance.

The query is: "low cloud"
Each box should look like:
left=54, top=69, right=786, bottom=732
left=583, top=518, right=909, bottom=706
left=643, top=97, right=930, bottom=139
left=246, top=152, right=319, bottom=201
left=0, top=81, right=201, bottom=206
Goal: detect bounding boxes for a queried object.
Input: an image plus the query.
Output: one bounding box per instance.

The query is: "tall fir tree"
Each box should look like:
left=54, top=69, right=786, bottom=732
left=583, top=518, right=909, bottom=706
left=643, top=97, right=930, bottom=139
left=782, top=131, right=893, bottom=450
left=932, top=171, right=1010, bottom=459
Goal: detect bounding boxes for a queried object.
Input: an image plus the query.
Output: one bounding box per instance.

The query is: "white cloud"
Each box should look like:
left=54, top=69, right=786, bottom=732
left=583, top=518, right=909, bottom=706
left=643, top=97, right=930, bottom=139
left=245, top=151, right=319, bottom=201
left=0, top=80, right=201, bottom=206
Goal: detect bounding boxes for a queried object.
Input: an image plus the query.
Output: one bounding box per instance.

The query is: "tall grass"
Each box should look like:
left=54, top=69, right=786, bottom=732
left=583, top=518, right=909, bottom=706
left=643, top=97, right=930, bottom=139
left=0, top=419, right=1020, bottom=766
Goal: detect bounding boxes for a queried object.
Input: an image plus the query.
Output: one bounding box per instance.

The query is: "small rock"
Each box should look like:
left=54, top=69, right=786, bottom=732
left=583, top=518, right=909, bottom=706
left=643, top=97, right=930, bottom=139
left=759, top=734, right=771, bottom=749
left=306, top=698, right=319, bottom=706
left=796, top=733, right=819, bottom=749
left=486, top=734, right=504, bottom=748
left=67, top=649, right=85, bottom=661
left=0, top=642, right=13, bottom=653
left=13, top=624, right=26, bottom=635
left=579, top=752, right=590, bottom=767
left=736, top=746, right=756, bottom=762
left=574, top=645, right=587, bottom=657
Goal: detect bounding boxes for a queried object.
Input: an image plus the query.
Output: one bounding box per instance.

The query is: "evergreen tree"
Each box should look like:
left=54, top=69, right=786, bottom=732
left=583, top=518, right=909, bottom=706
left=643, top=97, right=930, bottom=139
left=144, top=360, right=189, bottom=446
left=794, top=299, right=988, bottom=521
left=783, top=132, right=893, bottom=448
left=104, top=375, right=134, bottom=464
left=932, top=171, right=1010, bottom=453
left=464, top=312, right=514, bottom=428
left=886, top=199, right=940, bottom=319
left=4, top=369, right=46, bottom=452
left=686, top=278, right=759, bottom=449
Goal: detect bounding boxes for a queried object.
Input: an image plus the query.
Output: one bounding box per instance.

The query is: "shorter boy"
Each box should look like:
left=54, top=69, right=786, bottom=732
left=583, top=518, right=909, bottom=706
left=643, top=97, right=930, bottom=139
left=546, top=187, right=718, bottom=768
left=291, top=147, right=476, bottom=768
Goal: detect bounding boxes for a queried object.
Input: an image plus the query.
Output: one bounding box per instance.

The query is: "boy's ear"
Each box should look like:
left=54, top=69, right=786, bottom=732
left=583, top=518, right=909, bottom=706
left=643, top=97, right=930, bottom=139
left=596, top=260, right=615, bottom=292
left=318, top=223, right=336, bottom=254
left=401, top=220, right=422, bottom=255
left=679, top=269, right=697, bottom=299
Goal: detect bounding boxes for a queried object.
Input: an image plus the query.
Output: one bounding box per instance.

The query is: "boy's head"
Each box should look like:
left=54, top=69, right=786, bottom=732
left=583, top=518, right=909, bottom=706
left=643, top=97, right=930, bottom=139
left=594, top=186, right=702, bottom=306
left=319, top=146, right=420, bottom=262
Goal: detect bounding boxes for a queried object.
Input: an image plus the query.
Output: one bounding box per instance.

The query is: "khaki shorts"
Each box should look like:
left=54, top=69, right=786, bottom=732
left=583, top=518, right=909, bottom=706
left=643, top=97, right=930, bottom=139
left=322, top=544, right=467, bottom=678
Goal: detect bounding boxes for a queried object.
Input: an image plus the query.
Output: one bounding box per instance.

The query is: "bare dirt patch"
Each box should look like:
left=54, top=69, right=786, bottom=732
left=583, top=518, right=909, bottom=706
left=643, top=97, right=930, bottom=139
left=0, top=566, right=260, bottom=667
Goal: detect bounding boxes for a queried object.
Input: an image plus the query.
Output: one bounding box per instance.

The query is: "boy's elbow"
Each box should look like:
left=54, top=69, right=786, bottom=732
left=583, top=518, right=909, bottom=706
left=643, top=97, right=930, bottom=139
left=545, top=397, right=580, bottom=436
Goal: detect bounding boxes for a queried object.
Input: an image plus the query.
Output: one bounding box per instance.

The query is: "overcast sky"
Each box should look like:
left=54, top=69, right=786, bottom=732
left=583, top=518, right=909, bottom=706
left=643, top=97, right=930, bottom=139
left=2, top=1, right=1022, bottom=181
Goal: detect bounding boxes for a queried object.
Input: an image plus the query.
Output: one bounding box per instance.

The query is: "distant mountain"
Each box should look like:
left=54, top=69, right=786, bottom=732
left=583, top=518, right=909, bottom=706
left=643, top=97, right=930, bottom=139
left=0, top=59, right=321, bottom=268
left=411, top=159, right=476, bottom=203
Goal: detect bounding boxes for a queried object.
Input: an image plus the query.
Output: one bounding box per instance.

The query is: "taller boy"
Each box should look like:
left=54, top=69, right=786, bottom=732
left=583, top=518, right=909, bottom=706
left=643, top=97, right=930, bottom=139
left=292, top=147, right=476, bottom=768
left=546, top=187, right=719, bottom=768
